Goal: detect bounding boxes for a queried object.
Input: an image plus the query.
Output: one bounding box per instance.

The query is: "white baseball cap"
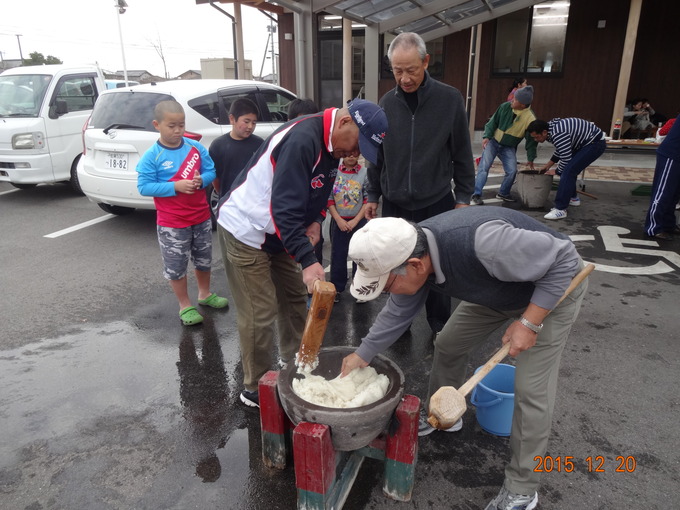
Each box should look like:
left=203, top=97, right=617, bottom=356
left=348, top=217, right=417, bottom=301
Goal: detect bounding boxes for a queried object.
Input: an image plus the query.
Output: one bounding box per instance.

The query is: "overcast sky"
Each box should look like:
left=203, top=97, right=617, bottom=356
left=1, top=0, right=277, bottom=78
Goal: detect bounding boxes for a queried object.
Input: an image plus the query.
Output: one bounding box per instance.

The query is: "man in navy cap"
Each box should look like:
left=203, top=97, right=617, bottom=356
left=216, top=99, right=387, bottom=408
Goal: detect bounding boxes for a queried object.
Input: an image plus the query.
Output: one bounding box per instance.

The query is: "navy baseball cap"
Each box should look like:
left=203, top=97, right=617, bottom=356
left=347, top=98, right=388, bottom=165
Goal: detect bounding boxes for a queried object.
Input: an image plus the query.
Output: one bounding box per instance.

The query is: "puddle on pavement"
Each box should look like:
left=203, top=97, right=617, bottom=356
left=0, top=318, right=293, bottom=508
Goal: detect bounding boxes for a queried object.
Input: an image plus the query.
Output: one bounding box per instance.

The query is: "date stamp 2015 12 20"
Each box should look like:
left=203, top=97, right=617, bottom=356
left=533, top=455, right=637, bottom=473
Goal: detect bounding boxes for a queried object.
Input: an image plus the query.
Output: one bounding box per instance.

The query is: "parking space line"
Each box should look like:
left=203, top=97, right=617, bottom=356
left=0, top=188, right=20, bottom=196
left=44, top=214, right=115, bottom=238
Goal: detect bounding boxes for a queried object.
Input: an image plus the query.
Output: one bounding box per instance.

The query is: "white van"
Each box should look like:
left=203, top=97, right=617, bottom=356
left=0, top=64, right=106, bottom=191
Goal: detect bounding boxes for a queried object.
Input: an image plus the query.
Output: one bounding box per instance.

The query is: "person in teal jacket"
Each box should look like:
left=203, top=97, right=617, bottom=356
left=472, top=86, right=537, bottom=205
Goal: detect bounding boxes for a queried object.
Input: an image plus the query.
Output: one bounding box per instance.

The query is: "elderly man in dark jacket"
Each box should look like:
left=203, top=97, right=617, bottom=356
left=366, top=32, right=475, bottom=335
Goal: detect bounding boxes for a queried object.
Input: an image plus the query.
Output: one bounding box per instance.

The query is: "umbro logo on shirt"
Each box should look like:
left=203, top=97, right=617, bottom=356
left=162, top=161, right=174, bottom=170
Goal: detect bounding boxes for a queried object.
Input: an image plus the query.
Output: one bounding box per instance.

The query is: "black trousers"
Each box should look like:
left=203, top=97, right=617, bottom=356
left=381, top=192, right=455, bottom=333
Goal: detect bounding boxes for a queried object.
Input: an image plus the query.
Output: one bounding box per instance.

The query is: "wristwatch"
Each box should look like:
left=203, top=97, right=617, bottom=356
left=518, top=316, right=543, bottom=334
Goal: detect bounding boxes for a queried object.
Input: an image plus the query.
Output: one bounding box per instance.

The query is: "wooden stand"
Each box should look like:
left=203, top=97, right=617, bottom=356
left=259, top=371, right=420, bottom=509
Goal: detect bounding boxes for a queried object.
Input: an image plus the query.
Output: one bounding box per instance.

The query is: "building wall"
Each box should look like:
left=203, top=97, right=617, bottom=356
left=474, top=0, right=630, bottom=131
left=627, top=0, right=680, bottom=121
left=287, top=0, right=678, bottom=128
left=200, top=58, right=253, bottom=80
left=461, top=0, right=679, bottom=130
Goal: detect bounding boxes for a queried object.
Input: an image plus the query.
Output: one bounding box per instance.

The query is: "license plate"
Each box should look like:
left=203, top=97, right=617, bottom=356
left=105, top=152, right=129, bottom=170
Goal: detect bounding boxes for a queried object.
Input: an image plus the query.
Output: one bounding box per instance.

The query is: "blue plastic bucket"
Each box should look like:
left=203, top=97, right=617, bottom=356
left=470, top=363, right=515, bottom=437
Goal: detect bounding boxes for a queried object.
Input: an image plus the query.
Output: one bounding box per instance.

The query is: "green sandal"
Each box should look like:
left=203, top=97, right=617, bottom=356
left=179, top=306, right=204, bottom=326
left=198, top=293, right=229, bottom=309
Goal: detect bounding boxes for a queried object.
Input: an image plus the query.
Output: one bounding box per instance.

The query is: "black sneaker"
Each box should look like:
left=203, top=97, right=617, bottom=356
left=496, top=193, right=516, bottom=202
left=240, top=389, right=259, bottom=408
left=334, top=293, right=341, bottom=303
left=471, top=194, right=484, bottom=205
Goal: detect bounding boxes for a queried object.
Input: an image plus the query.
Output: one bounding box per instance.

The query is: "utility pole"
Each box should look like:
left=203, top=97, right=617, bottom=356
left=16, top=34, right=24, bottom=63
left=209, top=1, right=240, bottom=79
left=115, top=1, right=129, bottom=85
left=268, top=21, right=277, bottom=85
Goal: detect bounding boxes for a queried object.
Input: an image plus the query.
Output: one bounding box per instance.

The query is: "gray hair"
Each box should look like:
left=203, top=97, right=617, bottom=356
left=387, top=32, right=428, bottom=62
left=393, top=222, right=429, bottom=275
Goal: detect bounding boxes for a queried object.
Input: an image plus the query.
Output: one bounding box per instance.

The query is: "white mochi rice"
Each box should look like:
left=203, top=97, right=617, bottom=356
left=292, top=366, right=389, bottom=408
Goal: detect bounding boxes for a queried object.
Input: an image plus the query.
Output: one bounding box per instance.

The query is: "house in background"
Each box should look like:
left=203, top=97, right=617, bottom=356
left=0, top=59, right=23, bottom=72
left=177, top=70, right=202, bottom=80
left=200, top=58, right=253, bottom=80
left=232, top=0, right=677, bottom=136
left=111, top=70, right=163, bottom=84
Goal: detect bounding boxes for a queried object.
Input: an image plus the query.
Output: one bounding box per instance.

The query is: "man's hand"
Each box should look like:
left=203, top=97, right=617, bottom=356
left=302, top=262, right=325, bottom=294
left=340, top=352, right=368, bottom=377
left=527, top=161, right=535, bottom=171
left=482, top=138, right=490, bottom=150
left=365, top=202, right=379, bottom=220
left=502, top=320, right=538, bottom=357
left=305, top=222, right=321, bottom=246
left=192, top=174, right=203, bottom=189
left=174, top=179, right=197, bottom=194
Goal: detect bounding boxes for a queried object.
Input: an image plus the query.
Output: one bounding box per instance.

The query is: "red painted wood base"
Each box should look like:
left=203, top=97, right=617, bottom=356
left=258, top=371, right=420, bottom=509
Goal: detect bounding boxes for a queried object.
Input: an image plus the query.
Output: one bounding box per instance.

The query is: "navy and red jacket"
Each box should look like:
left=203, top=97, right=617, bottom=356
left=217, top=108, right=339, bottom=269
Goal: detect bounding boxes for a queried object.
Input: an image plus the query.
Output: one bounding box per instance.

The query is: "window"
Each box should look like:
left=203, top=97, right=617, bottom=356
left=56, top=76, right=98, bottom=112
left=89, top=91, right=174, bottom=131
left=188, top=92, right=224, bottom=124
left=211, top=87, right=296, bottom=124
left=317, top=14, right=368, bottom=107
left=0, top=74, right=51, bottom=117
left=258, top=89, right=296, bottom=122
left=493, top=0, right=570, bottom=75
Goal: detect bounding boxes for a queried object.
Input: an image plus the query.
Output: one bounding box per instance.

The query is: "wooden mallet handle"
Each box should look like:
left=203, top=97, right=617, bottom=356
left=429, top=263, right=595, bottom=428
left=295, top=280, right=336, bottom=371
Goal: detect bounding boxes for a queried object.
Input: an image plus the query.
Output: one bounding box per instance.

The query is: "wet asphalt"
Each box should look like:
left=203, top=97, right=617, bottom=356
left=1, top=174, right=679, bottom=510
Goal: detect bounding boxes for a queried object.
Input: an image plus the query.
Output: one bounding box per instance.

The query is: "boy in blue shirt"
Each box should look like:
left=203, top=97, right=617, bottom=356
left=137, top=100, right=228, bottom=326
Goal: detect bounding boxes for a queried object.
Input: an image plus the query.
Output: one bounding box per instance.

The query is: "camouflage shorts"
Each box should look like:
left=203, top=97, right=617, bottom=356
left=157, top=219, right=212, bottom=280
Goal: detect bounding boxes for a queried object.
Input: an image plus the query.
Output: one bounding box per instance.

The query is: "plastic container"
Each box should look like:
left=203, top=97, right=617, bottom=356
left=514, top=171, right=553, bottom=209
left=471, top=363, right=515, bottom=437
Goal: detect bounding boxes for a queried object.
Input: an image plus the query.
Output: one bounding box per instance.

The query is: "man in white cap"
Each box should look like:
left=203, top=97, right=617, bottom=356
left=471, top=85, right=538, bottom=205
left=217, top=99, right=387, bottom=409
left=341, top=207, right=587, bottom=510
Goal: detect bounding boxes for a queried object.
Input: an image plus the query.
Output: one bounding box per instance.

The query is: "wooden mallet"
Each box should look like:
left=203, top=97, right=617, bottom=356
left=428, top=263, right=595, bottom=430
left=295, top=280, right=337, bottom=372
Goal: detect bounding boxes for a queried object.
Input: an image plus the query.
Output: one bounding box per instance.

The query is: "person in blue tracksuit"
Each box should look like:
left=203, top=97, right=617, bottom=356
left=644, top=115, right=680, bottom=240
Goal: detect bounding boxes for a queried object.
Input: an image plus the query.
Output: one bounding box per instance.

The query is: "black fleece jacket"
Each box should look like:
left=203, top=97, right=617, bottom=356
left=367, top=72, right=475, bottom=209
